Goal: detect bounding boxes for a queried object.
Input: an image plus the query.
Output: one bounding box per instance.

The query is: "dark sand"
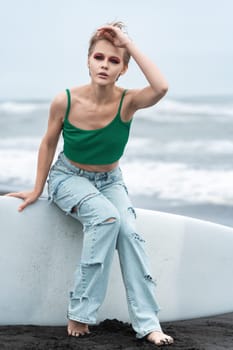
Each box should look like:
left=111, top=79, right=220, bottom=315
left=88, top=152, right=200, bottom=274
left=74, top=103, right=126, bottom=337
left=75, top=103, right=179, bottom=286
left=1, top=313, right=233, bottom=349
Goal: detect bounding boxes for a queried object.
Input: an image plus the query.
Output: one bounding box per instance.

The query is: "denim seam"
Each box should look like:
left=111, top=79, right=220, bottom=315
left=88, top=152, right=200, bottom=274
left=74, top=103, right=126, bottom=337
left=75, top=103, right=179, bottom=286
left=67, top=313, right=97, bottom=325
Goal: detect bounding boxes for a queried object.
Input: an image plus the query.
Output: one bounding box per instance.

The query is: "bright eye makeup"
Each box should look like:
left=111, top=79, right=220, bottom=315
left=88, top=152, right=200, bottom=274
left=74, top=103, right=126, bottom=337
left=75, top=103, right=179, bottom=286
left=93, top=53, right=121, bottom=64
left=109, top=57, right=120, bottom=64
left=93, top=53, right=104, bottom=60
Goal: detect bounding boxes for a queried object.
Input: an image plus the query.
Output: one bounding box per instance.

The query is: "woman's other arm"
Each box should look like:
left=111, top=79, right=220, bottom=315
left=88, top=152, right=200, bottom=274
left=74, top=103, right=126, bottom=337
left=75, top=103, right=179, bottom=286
left=7, top=93, right=66, bottom=211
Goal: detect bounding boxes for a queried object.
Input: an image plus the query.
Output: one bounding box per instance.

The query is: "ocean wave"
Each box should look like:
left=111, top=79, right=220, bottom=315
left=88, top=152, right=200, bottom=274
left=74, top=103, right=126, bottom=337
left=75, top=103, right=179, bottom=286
left=121, top=160, right=233, bottom=205
left=0, top=101, right=49, bottom=114
left=158, top=99, right=233, bottom=116
left=1, top=147, right=233, bottom=205
left=126, top=138, right=233, bottom=156
left=0, top=138, right=41, bottom=150
left=0, top=137, right=63, bottom=151
left=1, top=98, right=233, bottom=119
left=136, top=98, right=233, bottom=121
left=4, top=136, right=231, bottom=157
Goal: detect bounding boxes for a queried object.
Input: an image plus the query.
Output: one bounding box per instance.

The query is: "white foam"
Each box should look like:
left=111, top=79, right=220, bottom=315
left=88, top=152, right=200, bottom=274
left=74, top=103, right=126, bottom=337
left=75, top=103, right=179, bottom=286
left=0, top=102, right=49, bottom=114
left=1, top=98, right=233, bottom=119
left=121, top=160, right=233, bottom=205
left=159, top=140, right=233, bottom=155
left=157, top=99, right=233, bottom=116
left=0, top=150, right=37, bottom=188
left=0, top=141, right=63, bottom=189
left=1, top=152, right=233, bottom=205
left=135, top=98, right=233, bottom=122
left=1, top=138, right=233, bottom=205
left=0, top=137, right=41, bottom=150
left=126, top=138, right=233, bottom=156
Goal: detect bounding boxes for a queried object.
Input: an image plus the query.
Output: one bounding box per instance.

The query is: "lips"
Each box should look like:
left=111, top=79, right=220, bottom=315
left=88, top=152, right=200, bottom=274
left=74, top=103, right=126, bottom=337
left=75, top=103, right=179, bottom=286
left=98, top=72, right=108, bottom=78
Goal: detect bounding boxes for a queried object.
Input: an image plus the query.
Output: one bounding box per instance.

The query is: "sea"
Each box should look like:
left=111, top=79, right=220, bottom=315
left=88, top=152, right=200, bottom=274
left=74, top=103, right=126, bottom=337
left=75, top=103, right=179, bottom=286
left=1, top=94, right=233, bottom=227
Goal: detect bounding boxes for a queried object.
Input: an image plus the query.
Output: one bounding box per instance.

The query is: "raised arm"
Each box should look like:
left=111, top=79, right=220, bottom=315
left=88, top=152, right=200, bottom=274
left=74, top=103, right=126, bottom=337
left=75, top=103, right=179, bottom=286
left=98, top=25, right=168, bottom=113
left=124, top=40, right=169, bottom=110
left=7, top=93, right=66, bottom=211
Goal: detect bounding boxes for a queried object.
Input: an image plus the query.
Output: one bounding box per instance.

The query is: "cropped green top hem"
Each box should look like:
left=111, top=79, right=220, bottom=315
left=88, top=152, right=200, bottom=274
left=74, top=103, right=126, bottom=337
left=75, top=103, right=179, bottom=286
left=62, top=89, right=132, bottom=165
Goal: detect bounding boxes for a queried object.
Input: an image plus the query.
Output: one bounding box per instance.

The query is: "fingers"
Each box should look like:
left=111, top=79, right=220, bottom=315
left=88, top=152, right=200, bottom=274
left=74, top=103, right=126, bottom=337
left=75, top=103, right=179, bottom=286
left=98, top=25, right=117, bottom=33
left=5, top=192, right=24, bottom=199
left=97, top=25, right=131, bottom=49
left=18, top=200, right=30, bottom=212
left=18, top=196, right=38, bottom=212
left=97, top=27, right=116, bottom=41
left=97, top=26, right=123, bottom=39
left=5, top=191, right=38, bottom=212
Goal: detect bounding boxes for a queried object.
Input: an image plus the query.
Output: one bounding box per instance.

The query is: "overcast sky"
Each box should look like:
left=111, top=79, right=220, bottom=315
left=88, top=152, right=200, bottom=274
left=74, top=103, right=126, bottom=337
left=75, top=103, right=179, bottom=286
left=0, top=0, right=232, bottom=100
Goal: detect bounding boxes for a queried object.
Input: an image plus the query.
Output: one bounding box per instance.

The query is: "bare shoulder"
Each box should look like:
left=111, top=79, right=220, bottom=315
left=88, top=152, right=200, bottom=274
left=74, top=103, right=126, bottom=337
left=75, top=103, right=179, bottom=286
left=124, top=86, right=167, bottom=111
left=49, top=91, right=68, bottom=121
left=120, top=88, right=141, bottom=122
left=124, top=88, right=148, bottom=104
left=69, top=85, right=89, bottom=98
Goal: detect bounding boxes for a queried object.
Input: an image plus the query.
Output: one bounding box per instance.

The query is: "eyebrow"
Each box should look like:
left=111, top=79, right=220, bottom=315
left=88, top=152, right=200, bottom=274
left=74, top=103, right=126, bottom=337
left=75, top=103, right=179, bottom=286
left=109, top=56, right=121, bottom=61
left=94, top=52, right=121, bottom=60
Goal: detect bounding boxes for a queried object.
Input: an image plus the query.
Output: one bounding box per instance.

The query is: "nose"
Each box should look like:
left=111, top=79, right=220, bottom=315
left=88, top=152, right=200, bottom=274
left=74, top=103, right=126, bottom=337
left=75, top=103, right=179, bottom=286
left=101, top=58, right=109, bottom=69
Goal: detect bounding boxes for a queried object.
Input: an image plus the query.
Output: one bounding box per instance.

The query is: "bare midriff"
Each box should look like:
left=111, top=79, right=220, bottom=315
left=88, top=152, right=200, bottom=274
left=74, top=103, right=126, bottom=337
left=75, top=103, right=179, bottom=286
left=68, top=159, right=119, bottom=172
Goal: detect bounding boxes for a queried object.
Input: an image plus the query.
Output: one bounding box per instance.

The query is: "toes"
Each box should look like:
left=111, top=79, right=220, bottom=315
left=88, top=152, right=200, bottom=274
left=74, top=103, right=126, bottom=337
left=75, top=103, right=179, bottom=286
left=147, top=332, right=174, bottom=346
left=165, top=336, right=174, bottom=344
left=68, top=329, right=90, bottom=337
left=67, top=328, right=80, bottom=337
left=72, top=331, right=80, bottom=337
left=160, top=339, right=170, bottom=345
left=160, top=336, right=174, bottom=346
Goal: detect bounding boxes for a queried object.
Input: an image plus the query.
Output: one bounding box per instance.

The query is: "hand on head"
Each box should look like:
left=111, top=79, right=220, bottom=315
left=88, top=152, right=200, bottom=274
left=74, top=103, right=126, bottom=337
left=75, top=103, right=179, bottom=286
left=97, top=25, right=131, bottom=48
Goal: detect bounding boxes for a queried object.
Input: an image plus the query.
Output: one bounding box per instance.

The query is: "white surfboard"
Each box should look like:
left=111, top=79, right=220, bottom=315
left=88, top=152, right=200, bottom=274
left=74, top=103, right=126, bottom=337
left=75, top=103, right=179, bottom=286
left=1, top=195, right=233, bottom=326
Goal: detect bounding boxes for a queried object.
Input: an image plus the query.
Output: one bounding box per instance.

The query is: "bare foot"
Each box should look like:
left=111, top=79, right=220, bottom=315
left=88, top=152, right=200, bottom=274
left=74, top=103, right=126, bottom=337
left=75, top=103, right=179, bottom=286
left=147, top=331, right=174, bottom=346
left=67, top=319, right=90, bottom=337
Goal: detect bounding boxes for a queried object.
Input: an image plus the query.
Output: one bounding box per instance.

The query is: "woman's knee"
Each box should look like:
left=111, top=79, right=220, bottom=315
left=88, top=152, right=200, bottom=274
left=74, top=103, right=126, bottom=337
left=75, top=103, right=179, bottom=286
left=116, top=207, right=147, bottom=245
left=71, top=193, right=121, bottom=227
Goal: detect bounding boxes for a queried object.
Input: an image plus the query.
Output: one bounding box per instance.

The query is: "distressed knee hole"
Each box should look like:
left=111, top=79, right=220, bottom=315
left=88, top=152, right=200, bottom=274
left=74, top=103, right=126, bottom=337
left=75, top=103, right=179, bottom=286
left=103, top=217, right=116, bottom=224
left=70, top=193, right=100, bottom=215
left=71, top=206, right=78, bottom=214
left=79, top=262, right=104, bottom=279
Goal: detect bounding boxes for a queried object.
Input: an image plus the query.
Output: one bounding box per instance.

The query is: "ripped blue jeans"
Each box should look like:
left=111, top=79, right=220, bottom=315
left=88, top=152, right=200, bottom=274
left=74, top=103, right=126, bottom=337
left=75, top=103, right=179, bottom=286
left=47, top=152, right=161, bottom=338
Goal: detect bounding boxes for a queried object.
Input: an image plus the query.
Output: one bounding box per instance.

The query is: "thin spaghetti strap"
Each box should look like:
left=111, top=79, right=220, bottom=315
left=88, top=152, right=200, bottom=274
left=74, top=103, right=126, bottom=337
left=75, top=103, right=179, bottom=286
left=64, top=89, right=71, bottom=120
left=117, top=89, right=127, bottom=114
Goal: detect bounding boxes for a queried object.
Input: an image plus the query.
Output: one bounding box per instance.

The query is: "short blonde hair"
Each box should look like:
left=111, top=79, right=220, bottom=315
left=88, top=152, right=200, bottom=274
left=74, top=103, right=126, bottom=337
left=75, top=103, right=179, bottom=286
left=88, top=21, right=131, bottom=66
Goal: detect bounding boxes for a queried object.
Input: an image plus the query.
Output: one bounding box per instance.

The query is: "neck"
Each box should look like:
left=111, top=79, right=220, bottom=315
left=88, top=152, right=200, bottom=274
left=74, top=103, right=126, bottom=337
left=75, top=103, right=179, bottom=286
left=88, top=83, right=116, bottom=104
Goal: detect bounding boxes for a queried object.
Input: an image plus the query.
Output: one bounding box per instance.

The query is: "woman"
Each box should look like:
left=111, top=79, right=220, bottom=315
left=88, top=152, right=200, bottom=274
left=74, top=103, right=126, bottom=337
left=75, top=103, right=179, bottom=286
left=8, top=22, right=174, bottom=346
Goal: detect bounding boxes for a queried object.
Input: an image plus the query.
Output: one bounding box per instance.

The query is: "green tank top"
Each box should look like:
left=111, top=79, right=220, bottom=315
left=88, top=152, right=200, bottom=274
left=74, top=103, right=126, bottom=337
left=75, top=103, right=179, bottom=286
left=62, top=89, right=132, bottom=165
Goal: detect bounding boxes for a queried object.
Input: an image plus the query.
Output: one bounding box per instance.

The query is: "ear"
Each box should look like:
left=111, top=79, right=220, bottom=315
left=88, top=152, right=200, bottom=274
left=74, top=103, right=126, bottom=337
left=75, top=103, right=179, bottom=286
left=87, top=58, right=91, bottom=77
left=120, top=64, right=128, bottom=76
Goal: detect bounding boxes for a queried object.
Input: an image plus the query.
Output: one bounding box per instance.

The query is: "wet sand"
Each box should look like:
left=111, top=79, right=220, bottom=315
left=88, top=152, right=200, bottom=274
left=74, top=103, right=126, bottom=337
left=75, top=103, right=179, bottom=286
left=1, top=313, right=233, bottom=349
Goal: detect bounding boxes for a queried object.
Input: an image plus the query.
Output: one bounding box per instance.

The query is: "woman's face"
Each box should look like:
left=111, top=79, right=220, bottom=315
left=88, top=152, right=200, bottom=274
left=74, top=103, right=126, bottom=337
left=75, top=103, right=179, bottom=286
left=88, top=40, right=127, bottom=85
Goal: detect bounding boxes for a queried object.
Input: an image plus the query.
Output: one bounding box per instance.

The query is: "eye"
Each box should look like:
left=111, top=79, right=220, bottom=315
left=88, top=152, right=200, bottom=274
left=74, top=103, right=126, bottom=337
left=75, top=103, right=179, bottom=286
left=109, top=57, right=120, bottom=64
left=93, top=53, right=104, bottom=60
